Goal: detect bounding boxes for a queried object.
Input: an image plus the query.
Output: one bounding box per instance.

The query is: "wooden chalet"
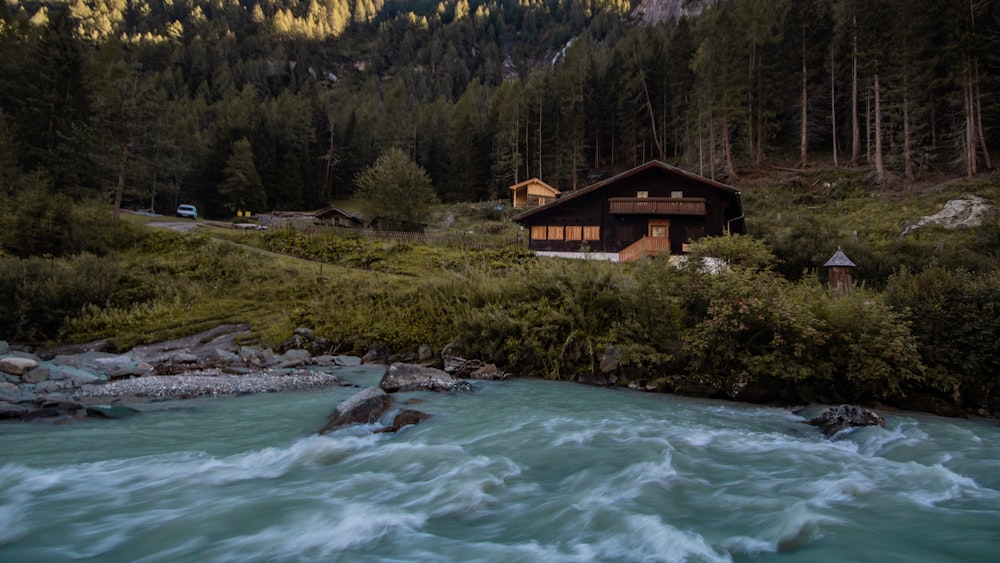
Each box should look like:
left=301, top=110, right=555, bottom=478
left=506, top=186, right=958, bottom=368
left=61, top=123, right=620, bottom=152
left=509, top=178, right=561, bottom=208
left=313, top=206, right=364, bottom=228
left=511, top=161, right=745, bottom=262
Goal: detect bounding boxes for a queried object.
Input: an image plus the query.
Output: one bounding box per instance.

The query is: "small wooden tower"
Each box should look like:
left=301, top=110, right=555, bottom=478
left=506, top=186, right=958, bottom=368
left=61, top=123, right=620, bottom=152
left=824, top=247, right=857, bottom=292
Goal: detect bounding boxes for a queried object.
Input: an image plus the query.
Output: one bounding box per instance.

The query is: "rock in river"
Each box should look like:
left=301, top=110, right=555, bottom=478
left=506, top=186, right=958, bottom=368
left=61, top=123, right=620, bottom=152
left=378, top=363, right=472, bottom=393
left=807, top=405, right=885, bottom=437
left=319, top=387, right=395, bottom=435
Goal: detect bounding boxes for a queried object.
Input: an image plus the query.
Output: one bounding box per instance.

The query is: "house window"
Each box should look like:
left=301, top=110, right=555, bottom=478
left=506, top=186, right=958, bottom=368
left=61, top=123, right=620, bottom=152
left=547, top=226, right=564, bottom=240
left=583, top=226, right=600, bottom=241
left=537, top=197, right=547, bottom=205
left=531, top=225, right=547, bottom=240
left=565, top=226, right=582, bottom=240
left=637, top=191, right=649, bottom=198
left=649, top=219, right=670, bottom=239
left=671, top=190, right=684, bottom=198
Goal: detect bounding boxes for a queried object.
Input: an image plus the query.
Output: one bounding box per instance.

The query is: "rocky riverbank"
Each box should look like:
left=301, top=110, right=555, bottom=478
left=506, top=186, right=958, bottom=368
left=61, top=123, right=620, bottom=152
left=0, top=325, right=364, bottom=422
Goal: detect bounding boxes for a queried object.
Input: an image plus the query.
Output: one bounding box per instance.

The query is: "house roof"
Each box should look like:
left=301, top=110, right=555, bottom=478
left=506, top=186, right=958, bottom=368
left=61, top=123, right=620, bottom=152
left=823, top=248, right=857, bottom=268
left=510, top=160, right=740, bottom=223
left=508, top=177, right=560, bottom=194
left=314, top=206, right=363, bottom=221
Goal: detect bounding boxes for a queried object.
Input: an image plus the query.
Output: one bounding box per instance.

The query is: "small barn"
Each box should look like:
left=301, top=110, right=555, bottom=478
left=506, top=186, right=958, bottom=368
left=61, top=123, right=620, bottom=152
left=509, top=178, right=561, bottom=208
left=313, top=206, right=364, bottom=228
left=511, top=161, right=745, bottom=262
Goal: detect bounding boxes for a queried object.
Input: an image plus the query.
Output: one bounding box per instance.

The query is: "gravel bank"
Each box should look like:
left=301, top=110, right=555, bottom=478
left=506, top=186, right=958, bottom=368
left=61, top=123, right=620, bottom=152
left=73, top=369, right=347, bottom=403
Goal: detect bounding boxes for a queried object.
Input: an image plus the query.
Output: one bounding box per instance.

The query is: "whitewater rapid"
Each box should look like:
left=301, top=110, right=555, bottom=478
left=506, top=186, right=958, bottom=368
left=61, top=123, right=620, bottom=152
left=2, top=367, right=998, bottom=561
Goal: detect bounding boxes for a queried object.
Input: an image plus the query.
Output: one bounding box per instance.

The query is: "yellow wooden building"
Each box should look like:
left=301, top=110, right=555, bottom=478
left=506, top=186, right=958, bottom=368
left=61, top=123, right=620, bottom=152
left=509, top=178, right=561, bottom=208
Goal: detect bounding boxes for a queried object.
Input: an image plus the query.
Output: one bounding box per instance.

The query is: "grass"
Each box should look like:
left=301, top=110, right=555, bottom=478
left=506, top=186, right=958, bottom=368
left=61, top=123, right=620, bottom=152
left=14, top=166, right=1000, bottom=356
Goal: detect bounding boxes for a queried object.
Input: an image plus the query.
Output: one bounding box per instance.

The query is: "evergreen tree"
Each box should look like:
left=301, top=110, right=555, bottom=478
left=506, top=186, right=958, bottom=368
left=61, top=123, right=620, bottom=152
left=221, top=138, right=267, bottom=213
left=354, top=147, right=437, bottom=228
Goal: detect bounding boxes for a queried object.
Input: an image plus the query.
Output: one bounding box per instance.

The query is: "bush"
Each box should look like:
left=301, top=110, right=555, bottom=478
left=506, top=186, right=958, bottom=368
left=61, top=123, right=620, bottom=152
left=0, top=189, right=150, bottom=259
left=0, top=253, right=122, bottom=341
left=884, top=266, right=1000, bottom=412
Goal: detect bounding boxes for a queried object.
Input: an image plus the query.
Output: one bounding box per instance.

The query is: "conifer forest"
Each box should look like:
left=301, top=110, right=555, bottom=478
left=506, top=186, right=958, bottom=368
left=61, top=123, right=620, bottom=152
left=1, top=0, right=998, bottom=217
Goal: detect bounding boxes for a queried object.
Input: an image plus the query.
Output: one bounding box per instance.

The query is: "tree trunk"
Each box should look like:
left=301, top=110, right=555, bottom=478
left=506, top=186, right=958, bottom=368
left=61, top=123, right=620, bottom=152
left=903, top=80, right=914, bottom=182
left=634, top=46, right=663, bottom=159
left=974, top=58, right=992, bottom=170
left=800, top=33, right=808, bottom=167
left=747, top=42, right=755, bottom=162
left=831, top=48, right=838, bottom=168
left=850, top=19, right=860, bottom=167
left=964, top=57, right=977, bottom=178
left=113, top=142, right=129, bottom=222
left=709, top=111, right=717, bottom=181
left=537, top=98, right=543, bottom=180
left=874, top=72, right=884, bottom=185
left=723, top=118, right=736, bottom=181
left=865, top=76, right=871, bottom=163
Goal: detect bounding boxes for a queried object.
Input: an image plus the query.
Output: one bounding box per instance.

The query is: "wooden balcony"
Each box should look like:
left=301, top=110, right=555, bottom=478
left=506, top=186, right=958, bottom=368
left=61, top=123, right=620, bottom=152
left=618, top=236, right=671, bottom=262
left=609, top=197, right=706, bottom=216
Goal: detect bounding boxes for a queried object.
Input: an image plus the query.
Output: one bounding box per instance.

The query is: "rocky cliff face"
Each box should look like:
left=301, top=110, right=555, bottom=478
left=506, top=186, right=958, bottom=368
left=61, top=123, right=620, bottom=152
left=632, top=0, right=714, bottom=24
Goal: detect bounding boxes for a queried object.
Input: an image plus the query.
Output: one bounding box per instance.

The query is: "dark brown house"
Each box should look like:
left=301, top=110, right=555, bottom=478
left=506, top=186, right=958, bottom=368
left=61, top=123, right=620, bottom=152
left=511, top=161, right=745, bottom=261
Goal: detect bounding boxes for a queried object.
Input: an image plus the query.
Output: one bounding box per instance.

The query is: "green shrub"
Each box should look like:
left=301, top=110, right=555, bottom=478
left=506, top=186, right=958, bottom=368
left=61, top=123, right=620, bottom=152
left=0, top=253, right=122, bottom=341
left=797, top=284, right=925, bottom=401
left=884, top=266, right=1000, bottom=412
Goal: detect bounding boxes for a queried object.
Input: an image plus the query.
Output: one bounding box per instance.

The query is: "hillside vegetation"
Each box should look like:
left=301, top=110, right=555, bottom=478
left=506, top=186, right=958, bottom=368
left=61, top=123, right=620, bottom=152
left=2, top=168, right=999, bottom=417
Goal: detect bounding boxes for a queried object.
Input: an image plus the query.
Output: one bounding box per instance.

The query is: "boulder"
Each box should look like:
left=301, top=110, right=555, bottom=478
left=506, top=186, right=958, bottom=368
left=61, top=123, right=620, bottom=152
left=50, top=351, right=119, bottom=372
left=86, top=405, right=140, bottom=419
left=319, top=387, right=395, bottom=435
left=362, top=343, right=391, bottom=365
left=378, top=363, right=472, bottom=393
left=283, top=349, right=312, bottom=362
left=334, top=355, right=363, bottom=367
left=417, top=344, right=434, bottom=362
left=468, top=363, right=506, bottom=381
left=0, top=381, right=23, bottom=403
left=312, top=355, right=337, bottom=367
left=375, top=409, right=431, bottom=433
left=97, top=358, right=154, bottom=380
left=54, top=365, right=106, bottom=386
left=807, top=405, right=885, bottom=437
left=0, top=341, right=8, bottom=355
left=0, top=356, right=38, bottom=376
left=35, top=379, right=74, bottom=394
left=22, top=365, right=52, bottom=384
left=599, top=345, right=622, bottom=374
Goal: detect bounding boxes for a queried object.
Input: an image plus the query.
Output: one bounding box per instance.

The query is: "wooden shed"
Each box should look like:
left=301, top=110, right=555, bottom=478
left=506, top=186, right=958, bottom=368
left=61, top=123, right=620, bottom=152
left=511, top=161, right=745, bottom=261
left=823, top=248, right=857, bottom=292
left=313, top=206, right=364, bottom=228
left=509, top=178, right=561, bottom=208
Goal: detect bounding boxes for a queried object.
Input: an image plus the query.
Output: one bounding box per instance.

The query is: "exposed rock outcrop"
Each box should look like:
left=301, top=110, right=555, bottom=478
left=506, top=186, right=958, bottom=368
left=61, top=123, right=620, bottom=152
left=379, top=363, right=472, bottom=393
left=806, top=405, right=885, bottom=437
left=1, top=326, right=367, bottom=424
left=901, top=194, right=996, bottom=236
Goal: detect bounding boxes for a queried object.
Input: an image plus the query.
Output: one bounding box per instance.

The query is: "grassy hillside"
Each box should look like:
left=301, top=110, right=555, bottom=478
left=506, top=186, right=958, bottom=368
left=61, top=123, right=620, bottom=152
left=2, top=168, right=999, bottom=415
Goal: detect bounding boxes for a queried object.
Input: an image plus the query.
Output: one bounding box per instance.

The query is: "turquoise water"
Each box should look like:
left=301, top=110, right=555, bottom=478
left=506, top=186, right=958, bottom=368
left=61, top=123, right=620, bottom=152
left=2, top=366, right=999, bottom=562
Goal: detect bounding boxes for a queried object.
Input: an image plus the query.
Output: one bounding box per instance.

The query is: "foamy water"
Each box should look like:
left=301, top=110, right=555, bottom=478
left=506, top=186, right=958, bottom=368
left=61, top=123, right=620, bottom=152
left=2, top=366, right=999, bottom=562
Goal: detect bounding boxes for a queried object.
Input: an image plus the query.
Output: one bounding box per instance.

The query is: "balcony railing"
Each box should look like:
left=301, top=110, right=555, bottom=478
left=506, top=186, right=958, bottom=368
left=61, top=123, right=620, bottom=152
left=609, top=197, right=706, bottom=215
left=618, top=236, right=671, bottom=262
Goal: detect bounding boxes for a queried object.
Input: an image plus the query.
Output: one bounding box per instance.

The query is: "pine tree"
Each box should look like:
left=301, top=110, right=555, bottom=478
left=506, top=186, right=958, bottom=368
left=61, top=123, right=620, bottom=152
left=221, top=138, right=267, bottom=213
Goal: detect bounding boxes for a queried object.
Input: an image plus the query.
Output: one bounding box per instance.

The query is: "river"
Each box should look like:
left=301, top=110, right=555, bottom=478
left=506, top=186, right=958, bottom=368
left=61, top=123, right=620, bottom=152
left=2, top=366, right=998, bottom=562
